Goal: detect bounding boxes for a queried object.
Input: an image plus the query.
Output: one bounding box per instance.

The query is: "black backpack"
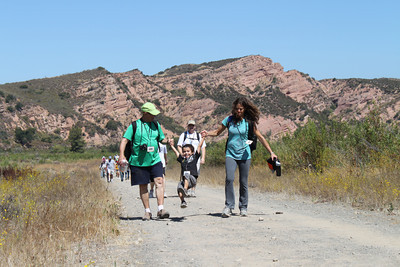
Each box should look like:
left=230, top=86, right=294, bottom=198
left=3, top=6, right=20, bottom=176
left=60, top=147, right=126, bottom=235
left=124, top=120, right=160, bottom=159
left=225, top=116, right=257, bottom=153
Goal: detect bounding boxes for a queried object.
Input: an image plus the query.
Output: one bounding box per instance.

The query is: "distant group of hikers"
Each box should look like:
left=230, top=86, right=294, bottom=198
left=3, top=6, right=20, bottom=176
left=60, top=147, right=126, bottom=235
left=102, top=97, right=277, bottom=220
left=99, top=155, right=130, bottom=182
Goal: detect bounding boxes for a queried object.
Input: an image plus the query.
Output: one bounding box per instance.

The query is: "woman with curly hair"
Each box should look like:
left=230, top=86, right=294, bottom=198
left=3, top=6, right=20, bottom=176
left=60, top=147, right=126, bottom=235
left=202, top=97, right=277, bottom=217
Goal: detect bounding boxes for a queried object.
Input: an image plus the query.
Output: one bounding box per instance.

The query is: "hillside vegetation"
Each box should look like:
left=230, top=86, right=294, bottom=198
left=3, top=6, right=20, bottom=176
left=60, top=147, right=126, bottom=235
left=206, top=107, right=400, bottom=211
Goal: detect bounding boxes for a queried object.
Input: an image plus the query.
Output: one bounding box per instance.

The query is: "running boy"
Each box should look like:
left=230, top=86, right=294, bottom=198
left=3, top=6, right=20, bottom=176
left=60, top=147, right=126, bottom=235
left=169, top=133, right=206, bottom=208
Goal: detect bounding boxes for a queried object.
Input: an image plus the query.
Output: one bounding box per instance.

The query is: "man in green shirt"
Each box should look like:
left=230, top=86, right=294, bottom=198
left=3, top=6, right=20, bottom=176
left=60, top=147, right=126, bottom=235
left=119, top=102, right=169, bottom=221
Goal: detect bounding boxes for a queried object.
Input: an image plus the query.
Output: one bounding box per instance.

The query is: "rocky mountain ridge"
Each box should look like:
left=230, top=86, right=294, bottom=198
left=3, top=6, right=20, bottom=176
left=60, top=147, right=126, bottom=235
left=0, top=55, right=399, bottom=149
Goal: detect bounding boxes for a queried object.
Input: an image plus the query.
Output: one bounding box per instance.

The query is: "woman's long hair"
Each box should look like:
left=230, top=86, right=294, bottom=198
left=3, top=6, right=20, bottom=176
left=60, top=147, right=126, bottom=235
left=231, top=97, right=260, bottom=124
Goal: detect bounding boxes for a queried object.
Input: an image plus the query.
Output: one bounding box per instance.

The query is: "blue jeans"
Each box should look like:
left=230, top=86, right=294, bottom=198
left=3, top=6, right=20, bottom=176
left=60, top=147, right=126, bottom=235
left=225, top=157, right=251, bottom=210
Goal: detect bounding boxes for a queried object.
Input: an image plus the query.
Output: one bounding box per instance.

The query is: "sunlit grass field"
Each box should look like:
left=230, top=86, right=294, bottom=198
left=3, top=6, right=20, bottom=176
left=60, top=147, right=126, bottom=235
left=168, top=156, right=400, bottom=212
left=0, top=160, right=119, bottom=266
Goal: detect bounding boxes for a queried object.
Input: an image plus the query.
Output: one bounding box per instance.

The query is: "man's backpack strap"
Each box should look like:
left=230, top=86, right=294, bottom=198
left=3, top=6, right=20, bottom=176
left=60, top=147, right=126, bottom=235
left=124, top=120, right=136, bottom=160
left=183, top=131, right=200, bottom=142
left=124, top=119, right=160, bottom=159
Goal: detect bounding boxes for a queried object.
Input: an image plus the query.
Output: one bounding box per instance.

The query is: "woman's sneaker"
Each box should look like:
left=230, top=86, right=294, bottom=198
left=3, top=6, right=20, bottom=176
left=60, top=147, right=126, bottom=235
left=221, top=207, right=232, bottom=218
left=240, top=209, right=248, bottom=217
left=180, top=201, right=187, bottom=208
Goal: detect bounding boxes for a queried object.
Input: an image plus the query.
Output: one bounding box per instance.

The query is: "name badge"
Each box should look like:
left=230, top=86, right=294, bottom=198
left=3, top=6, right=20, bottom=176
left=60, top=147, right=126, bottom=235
left=245, top=140, right=253, bottom=145
left=147, top=146, right=155, bottom=152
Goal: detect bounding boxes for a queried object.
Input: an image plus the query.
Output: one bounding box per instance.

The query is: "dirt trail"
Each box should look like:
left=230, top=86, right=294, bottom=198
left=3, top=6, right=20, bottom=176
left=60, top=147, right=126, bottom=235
left=80, top=178, right=400, bottom=266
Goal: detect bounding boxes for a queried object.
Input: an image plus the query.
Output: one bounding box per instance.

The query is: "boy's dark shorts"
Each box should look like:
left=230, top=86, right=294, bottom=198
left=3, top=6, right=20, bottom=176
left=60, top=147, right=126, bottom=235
left=130, top=161, right=163, bottom=186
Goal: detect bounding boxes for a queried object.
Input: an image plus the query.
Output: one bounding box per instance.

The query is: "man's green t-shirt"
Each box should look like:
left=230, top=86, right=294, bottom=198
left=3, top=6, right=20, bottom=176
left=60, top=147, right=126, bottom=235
left=123, top=119, right=165, bottom=167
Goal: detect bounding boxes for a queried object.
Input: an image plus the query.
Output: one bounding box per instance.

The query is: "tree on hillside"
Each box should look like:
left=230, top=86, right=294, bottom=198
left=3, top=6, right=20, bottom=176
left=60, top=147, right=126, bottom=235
left=15, top=127, right=36, bottom=147
left=68, top=125, right=85, bottom=153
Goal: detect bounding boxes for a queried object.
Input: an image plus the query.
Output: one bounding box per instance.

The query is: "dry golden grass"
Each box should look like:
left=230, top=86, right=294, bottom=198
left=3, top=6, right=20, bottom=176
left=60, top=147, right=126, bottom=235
left=0, top=160, right=119, bottom=266
left=170, top=159, right=400, bottom=212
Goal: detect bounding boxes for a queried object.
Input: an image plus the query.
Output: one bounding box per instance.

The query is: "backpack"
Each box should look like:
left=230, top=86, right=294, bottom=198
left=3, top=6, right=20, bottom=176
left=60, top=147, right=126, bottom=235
left=225, top=116, right=257, bottom=153
left=183, top=131, right=200, bottom=143
left=124, top=120, right=160, bottom=159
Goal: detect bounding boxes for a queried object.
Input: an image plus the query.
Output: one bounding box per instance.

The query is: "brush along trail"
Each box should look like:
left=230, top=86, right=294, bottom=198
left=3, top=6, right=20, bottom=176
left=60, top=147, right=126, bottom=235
left=76, top=177, right=400, bottom=266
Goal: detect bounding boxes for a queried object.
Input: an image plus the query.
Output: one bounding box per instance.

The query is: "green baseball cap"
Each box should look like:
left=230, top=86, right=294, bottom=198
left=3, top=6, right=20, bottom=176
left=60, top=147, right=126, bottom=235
left=141, top=102, right=160, bottom=115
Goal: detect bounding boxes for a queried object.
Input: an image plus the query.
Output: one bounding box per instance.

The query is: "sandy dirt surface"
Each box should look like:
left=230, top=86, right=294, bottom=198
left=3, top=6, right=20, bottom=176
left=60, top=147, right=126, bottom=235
left=78, top=177, right=400, bottom=266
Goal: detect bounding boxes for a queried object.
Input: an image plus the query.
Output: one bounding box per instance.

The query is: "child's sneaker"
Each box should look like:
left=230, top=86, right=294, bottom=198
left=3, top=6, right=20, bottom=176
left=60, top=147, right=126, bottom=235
left=178, top=187, right=188, bottom=197
left=180, top=201, right=187, bottom=208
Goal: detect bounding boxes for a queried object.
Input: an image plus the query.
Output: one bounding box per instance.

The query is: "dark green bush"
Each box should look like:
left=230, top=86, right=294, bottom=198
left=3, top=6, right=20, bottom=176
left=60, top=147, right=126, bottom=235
left=15, top=127, right=36, bottom=147
left=6, top=94, right=16, bottom=103
left=15, top=102, right=23, bottom=111
left=105, top=119, right=121, bottom=131
left=68, top=125, right=85, bottom=153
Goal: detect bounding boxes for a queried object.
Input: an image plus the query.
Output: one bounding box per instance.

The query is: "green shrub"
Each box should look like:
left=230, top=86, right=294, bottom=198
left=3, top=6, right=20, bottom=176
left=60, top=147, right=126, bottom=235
left=58, top=92, right=70, bottom=99
left=14, top=127, right=36, bottom=147
left=68, top=125, right=85, bottom=153
left=5, top=94, right=16, bottom=103
left=105, top=119, right=121, bottom=131
left=15, top=102, right=23, bottom=111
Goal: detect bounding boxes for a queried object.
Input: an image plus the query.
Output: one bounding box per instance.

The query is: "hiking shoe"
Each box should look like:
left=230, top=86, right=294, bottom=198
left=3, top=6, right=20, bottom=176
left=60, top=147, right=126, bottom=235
left=180, top=201, right=187, bottom=208
left=178, top=187, right=188, bottom=197
left=240, top=209, right=248, bottom=217
left=157, top=209, right=170, bottom=219
left=142, top=212, right=152, bottom=221
left=149, top=190, right=154, bottom=198
left=221, top=207, right=232, bottom=218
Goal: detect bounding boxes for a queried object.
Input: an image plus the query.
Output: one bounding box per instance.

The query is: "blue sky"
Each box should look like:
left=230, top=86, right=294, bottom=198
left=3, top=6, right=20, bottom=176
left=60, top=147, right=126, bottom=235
left=1, top=0, right=399, bottom=84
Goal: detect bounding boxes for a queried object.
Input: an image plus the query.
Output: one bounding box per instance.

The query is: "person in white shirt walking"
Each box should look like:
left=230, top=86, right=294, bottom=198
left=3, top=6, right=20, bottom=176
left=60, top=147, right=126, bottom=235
left=106, top=156, right=116, bottom=183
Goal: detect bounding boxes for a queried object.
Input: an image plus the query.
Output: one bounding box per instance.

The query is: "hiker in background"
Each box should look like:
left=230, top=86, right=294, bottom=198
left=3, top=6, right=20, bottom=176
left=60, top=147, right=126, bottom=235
left=177, top=119, right=206, bottom=197
left=169, top=133, right=206, bottom=208
left=115, top=156, right=120, bottom=179
left=202, top=97, right=277, bottom=218
left=119, top=160, right=129, bottom=182
left=150, top=142, right=168, bottom=198
left=100, top=156, right=107, bottom=178
left=118, top=102, right=170, bottom=221
left=106, top=156, right=116, bottom=183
